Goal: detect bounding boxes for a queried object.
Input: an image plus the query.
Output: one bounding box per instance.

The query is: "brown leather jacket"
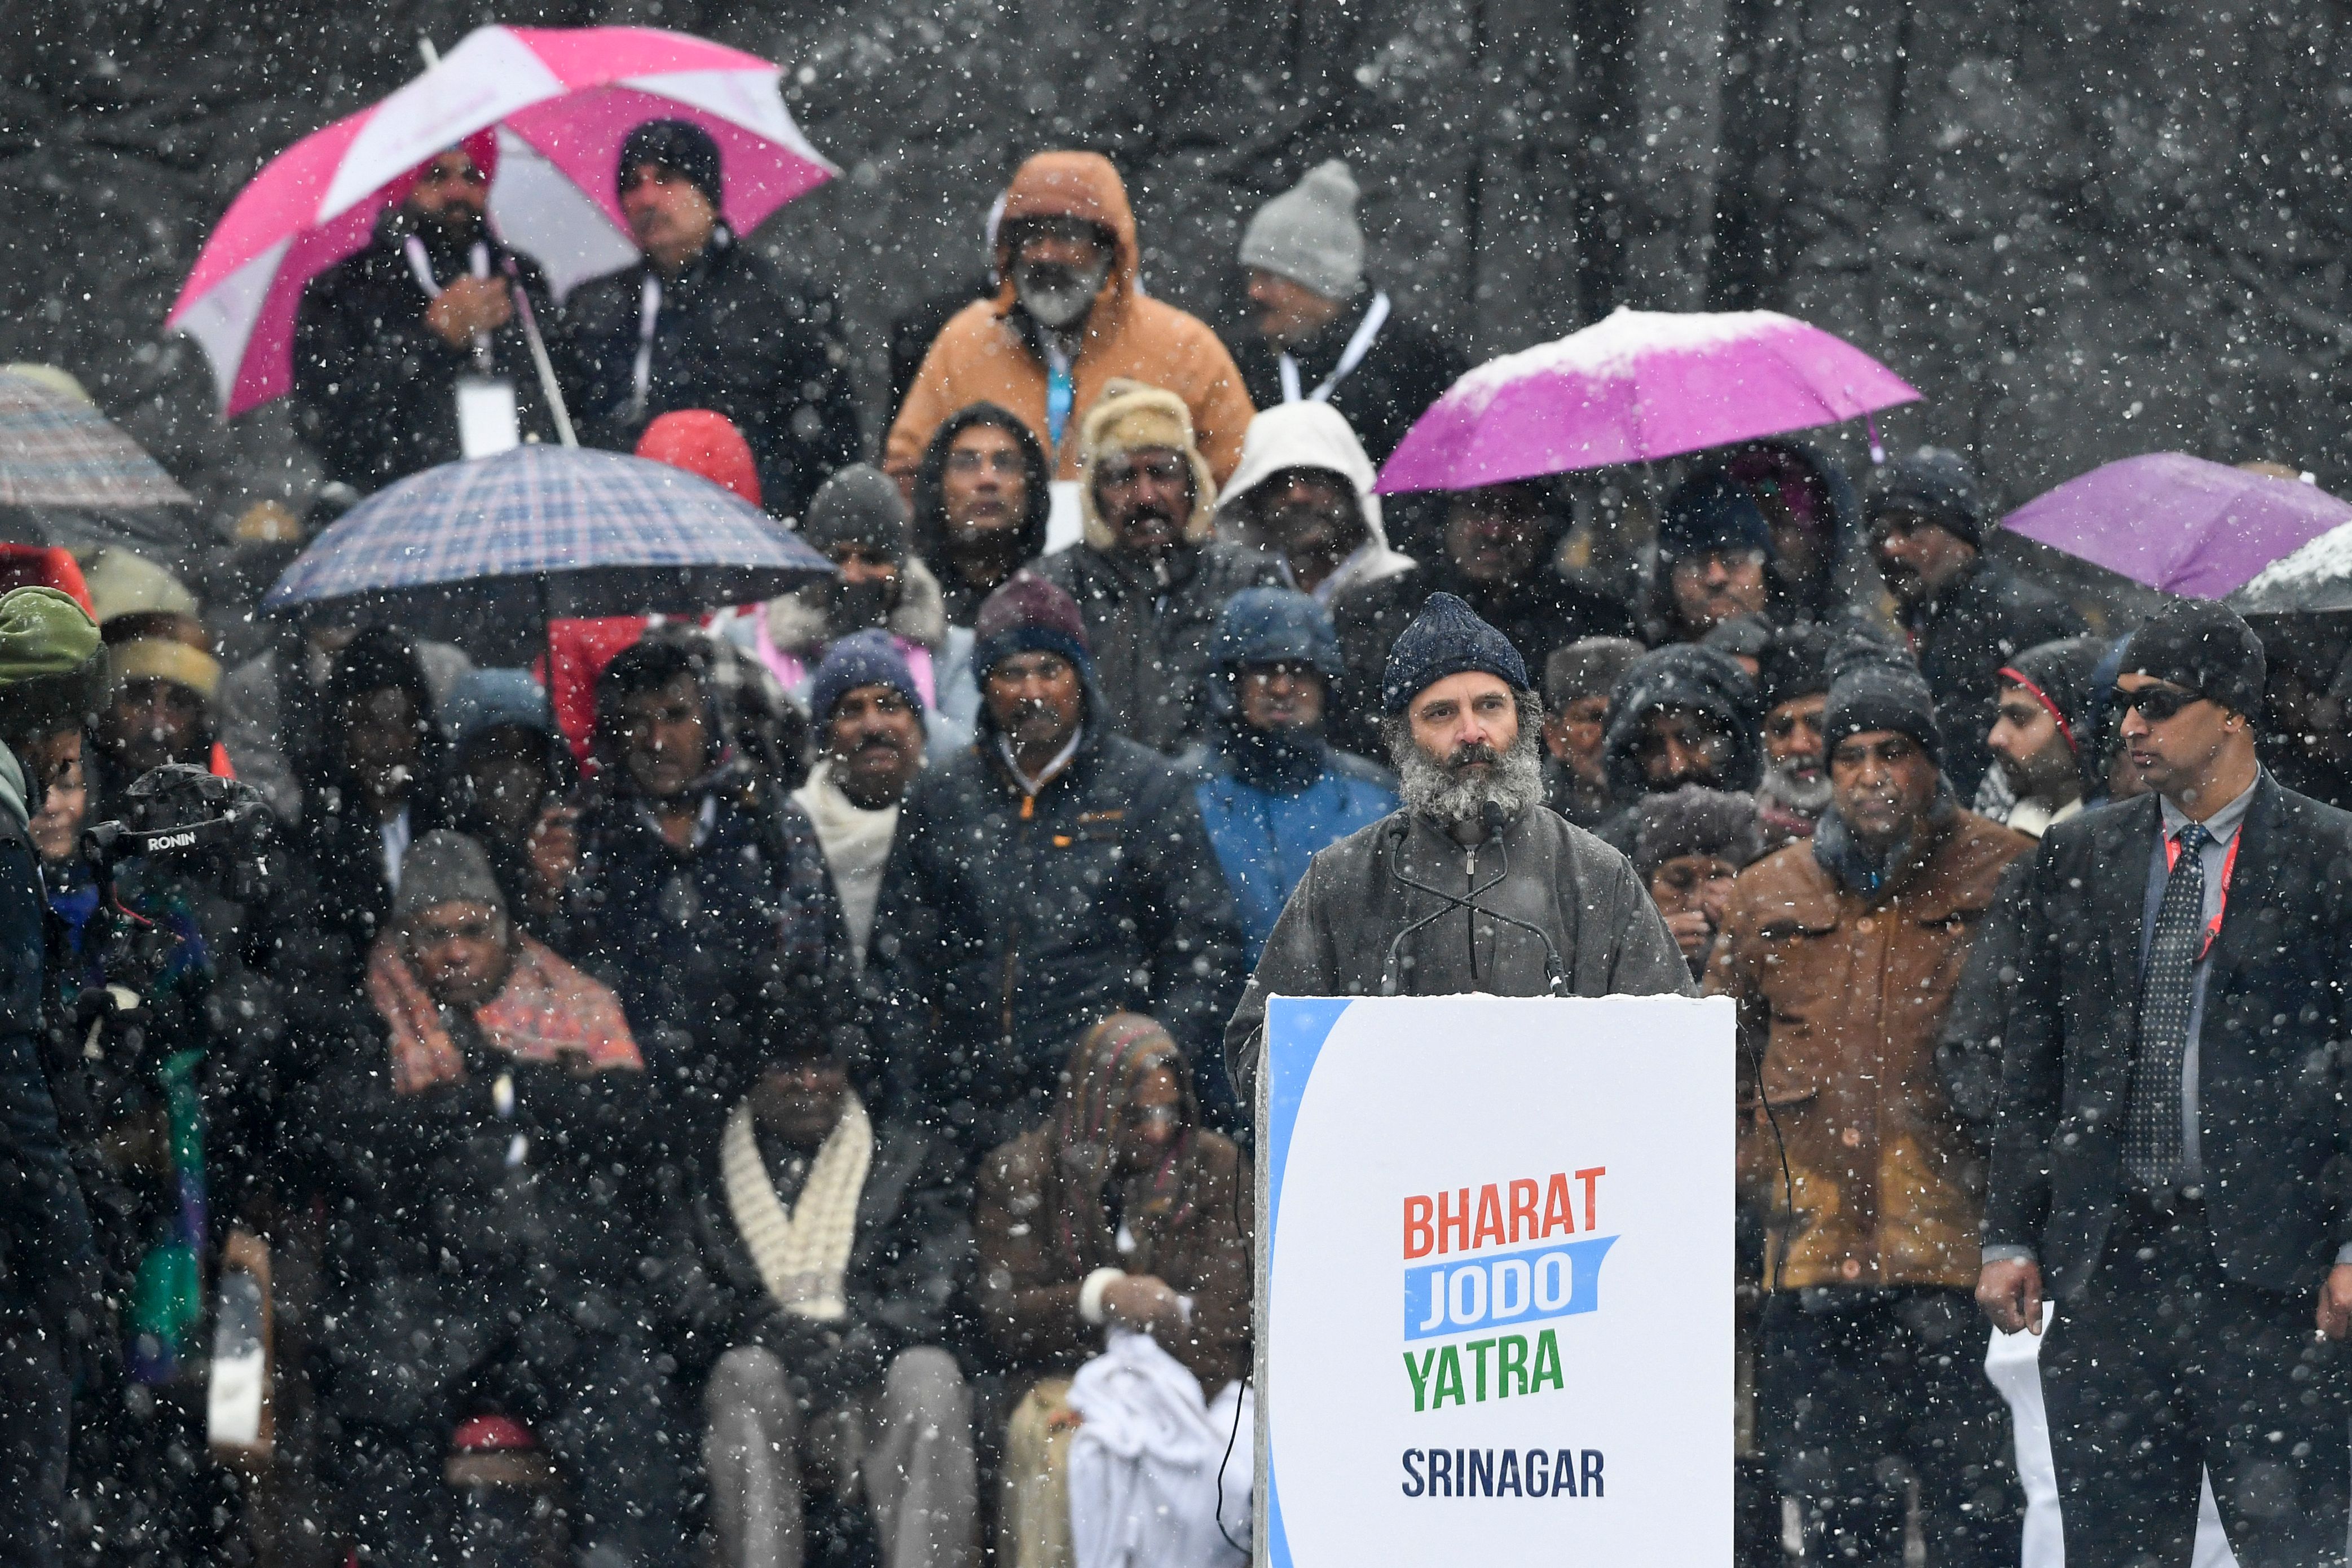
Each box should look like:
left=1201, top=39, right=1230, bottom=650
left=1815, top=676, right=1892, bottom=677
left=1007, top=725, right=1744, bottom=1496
left=974, top=1126, right=1252, bottom=1397
left=1709, top=808, right=2031, bottom=1292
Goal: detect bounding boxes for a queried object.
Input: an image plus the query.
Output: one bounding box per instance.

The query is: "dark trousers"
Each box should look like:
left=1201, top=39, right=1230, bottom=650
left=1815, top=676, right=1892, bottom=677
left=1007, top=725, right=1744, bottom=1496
left=337, top=1309, right=687, bottom=1568
left=0, top=1313, right=71, bottom=1568
left=2042, top=1195, right=2348, bottom=1568
left=1760, top=1286, right=2017, bottom=1567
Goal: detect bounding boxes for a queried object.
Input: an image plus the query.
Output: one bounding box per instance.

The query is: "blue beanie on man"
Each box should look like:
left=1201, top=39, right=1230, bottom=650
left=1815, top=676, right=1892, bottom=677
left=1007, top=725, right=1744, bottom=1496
left=1380, top=592, right=1530, bottom=713
left=808, top=628, right=926, bottom=724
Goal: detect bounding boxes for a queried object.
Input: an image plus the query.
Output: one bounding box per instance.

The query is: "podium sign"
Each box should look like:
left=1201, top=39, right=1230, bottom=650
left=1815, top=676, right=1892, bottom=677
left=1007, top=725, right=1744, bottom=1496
left=1256, top=994, right=1735, bottom=1566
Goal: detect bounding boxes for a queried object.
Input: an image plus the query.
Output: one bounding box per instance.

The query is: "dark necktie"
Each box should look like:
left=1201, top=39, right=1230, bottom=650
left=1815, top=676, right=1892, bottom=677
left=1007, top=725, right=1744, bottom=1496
left=2125, top=821, right=2210, bottom=1188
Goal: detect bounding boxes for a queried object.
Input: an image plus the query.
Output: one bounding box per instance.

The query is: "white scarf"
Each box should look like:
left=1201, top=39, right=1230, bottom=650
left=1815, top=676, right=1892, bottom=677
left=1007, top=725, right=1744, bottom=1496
left=791, top=759, right=900, bottom=967
left=721, top=1092, right=872, bottom=1322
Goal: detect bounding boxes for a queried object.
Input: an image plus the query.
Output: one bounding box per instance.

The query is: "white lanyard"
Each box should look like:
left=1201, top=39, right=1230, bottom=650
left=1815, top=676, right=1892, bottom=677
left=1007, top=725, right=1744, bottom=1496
left=630, top=273, right=662, bottom=418
left=406, top=238, right=495, bottom=367
left=401, top=236, right=489, bottom=298
left=1278, top=290, right=1390, bottom=403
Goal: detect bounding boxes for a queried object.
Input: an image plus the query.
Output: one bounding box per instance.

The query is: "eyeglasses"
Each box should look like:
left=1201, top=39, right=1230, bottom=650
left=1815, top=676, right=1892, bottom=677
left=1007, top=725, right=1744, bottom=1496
left=2109, top=685, right=2205, bottom=724
left=945, top=449, right=1025, bottom=475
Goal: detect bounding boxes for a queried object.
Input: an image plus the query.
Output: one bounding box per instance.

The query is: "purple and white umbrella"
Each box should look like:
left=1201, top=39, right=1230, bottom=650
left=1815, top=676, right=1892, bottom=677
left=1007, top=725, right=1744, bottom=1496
left=1376, top=307, right=1920, bottom=495
left=2002, top=453, right=2352, bottom=602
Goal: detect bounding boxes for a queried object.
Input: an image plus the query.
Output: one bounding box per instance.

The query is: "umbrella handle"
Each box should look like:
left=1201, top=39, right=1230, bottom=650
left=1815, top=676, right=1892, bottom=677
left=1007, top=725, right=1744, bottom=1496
left=504, top=259, right=578, bottom=448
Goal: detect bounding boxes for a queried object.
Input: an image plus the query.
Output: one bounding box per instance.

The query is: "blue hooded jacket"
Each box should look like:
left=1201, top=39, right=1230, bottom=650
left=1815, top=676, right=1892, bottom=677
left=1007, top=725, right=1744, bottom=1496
left=1183, top=588, right=1398, bottom=963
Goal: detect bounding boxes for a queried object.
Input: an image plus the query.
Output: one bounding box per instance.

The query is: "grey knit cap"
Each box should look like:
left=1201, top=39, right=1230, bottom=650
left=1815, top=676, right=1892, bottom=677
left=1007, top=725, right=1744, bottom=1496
left=394, top=830, right=506, bottom=924
left=801, top=463, right=911, bottom=565
left=1240, top=160, right=1366, bottom=301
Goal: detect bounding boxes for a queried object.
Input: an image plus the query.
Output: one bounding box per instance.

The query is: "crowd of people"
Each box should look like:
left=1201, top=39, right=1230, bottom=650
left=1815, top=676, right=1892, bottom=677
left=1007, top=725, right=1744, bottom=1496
left=3, top=113, right=2351, bottom=1568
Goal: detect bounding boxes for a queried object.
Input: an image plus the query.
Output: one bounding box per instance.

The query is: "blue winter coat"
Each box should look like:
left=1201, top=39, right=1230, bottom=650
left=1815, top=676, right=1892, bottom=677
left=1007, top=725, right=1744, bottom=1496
left=1186, top=745, right=1398, bottom=966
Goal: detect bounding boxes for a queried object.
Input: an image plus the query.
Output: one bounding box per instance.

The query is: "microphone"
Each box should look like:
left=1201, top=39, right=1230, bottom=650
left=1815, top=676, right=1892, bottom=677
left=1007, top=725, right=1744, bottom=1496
left=1378, top=809, right=1570, bottom=996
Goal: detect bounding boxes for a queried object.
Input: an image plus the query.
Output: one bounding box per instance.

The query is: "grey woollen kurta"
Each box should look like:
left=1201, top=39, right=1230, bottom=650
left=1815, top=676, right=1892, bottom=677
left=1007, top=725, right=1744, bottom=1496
left=1223, top=803, right=1694, bottom=1109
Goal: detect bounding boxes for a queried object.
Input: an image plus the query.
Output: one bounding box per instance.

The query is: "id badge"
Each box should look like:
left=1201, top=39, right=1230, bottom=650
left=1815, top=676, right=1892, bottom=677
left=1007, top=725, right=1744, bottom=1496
left=456, top=375, right=521, bottom=459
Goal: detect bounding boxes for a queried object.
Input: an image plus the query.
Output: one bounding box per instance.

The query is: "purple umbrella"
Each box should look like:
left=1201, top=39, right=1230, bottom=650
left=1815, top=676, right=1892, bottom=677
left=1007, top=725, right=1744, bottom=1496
left=2001, top=453, right=2352, bottom=600
left=1375, top=307, right=1919, bottom=495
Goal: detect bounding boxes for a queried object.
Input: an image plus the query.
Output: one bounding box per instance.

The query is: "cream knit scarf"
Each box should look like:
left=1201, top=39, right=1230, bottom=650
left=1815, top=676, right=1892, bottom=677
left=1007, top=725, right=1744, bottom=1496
left=721, top=1092, right=873, bottom=1322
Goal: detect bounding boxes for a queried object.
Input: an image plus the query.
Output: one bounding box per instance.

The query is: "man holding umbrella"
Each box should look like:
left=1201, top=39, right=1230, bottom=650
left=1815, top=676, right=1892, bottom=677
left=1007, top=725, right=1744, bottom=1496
left=293, top=133, right=565, bottom=490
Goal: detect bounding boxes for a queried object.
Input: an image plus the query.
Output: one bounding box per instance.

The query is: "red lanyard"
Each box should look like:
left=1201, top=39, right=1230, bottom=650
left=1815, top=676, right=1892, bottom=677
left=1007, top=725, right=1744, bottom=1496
left=2163, top=828, right=2240, bottom=963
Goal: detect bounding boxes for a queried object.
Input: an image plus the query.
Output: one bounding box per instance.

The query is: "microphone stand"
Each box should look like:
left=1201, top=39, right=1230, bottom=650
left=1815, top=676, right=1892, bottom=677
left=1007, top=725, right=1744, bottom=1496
left=1378, top=805, right=1568, bottom=996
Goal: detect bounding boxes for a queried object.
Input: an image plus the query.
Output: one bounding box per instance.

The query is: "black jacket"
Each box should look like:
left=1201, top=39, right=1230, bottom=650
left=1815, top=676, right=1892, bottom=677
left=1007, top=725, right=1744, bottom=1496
left=0, top=810, right=97, bottom=1328
left=1984, top=777, right=2352, bottom=1300
left=865, top=696, right=1245, bottom=1149
left=1904, top=557, right=2085, bottom=798
left=553, top=779, right=846, bottom=1111
left=663, top=1111, right=968, bottom=1402
left=308, top=1015, right=662, bottom=1426
left=561, top=231, right=860, bottom=518
left=292, top=217, right=563, bottom=490
left=1037, top=540, right=1285, bottom=756
left=1228, top=293, right=1466, bottom=466
left=1329, top=558, right=1639, bottom=760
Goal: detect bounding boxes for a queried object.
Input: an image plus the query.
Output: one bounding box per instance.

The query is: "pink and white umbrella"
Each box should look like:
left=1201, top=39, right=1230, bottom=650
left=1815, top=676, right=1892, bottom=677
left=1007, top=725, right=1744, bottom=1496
left=1376, top=307, right=1920, bottom=494
left=168, top=24, right=838, bottom=417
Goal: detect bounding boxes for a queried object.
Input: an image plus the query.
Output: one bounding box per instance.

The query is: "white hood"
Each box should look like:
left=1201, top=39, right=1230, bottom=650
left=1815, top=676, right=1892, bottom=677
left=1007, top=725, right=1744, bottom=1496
left=1215, top=401, right=1413, bottom=602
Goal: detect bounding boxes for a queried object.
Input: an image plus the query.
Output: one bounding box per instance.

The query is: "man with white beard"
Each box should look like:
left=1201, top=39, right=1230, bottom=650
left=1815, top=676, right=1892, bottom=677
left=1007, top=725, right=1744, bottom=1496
left=1754, top=622, right=1835, bottom=848
left=1223, top=592, right=1690, bottom=1112
left=885, top=152, right=1256, bottom=491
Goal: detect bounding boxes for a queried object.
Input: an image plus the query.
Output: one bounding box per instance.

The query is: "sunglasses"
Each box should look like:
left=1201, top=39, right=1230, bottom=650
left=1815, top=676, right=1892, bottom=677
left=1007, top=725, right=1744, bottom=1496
left=2109, top=685, right=2205, bottom=723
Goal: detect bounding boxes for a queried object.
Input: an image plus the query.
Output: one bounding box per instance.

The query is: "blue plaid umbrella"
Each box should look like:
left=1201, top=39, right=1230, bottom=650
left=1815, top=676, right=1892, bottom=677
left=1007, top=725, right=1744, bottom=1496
left=264, top=445, right=833, bottom=657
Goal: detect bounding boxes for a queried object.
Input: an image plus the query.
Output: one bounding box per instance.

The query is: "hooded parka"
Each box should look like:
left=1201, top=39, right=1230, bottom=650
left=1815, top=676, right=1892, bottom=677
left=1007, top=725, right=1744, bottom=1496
left=1213, top=400, right=1415, bottom=605
left=883, top=153, right=1256, bottom=486
left=912, top=403, right=1056, bottom=628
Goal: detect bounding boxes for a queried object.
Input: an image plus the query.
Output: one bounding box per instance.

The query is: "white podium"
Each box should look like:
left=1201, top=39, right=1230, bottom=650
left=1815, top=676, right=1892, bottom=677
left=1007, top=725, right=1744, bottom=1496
left=1254, top=993, right=1736, bottom=1566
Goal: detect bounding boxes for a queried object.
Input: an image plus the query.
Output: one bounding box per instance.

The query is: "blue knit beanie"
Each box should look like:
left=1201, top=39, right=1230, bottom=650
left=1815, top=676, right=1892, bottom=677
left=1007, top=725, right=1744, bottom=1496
left=808, top=628, right=925, bottom=723
left=1380, top=592, right=1530, bottom=713
left=1659, top=468, right=1772, bottom=565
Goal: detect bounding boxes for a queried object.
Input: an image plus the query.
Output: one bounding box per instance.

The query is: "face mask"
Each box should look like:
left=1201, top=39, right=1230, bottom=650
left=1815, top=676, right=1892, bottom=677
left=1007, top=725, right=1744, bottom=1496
left=828, top=578, right=894, bottom=633
left=1015, top=256, right=1109, bottom=331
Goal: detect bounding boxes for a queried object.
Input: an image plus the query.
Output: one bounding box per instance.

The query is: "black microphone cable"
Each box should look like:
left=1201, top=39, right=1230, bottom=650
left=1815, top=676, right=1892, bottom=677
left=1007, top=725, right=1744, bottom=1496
left=1380, top=810, right=1568, bottom=994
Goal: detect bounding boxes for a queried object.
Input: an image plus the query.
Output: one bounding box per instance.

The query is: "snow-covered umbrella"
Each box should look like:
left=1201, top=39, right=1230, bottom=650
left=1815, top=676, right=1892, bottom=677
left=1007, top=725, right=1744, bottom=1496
left=2002, top=453, right=2352, bottom=602
left=1375, top=307, right=1919, bottom=494
left=2228, top=515, right=2352, bottom=616
left=167, top=24, right=838, bottom=417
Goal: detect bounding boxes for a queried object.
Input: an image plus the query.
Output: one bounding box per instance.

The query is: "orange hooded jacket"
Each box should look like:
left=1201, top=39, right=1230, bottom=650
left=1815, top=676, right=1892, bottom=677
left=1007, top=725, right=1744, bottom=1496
left=883, top=152, right=1254, bottom=490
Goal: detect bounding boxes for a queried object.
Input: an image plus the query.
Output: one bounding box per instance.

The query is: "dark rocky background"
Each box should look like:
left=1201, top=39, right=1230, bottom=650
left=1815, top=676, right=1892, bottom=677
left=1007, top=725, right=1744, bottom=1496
left=5, top=0, right=2348, bottom=527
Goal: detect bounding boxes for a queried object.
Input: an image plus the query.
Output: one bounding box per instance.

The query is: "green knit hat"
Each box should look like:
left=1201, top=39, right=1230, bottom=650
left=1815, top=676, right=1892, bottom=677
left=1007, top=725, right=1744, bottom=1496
left=0, top=586, right=108, bottom=742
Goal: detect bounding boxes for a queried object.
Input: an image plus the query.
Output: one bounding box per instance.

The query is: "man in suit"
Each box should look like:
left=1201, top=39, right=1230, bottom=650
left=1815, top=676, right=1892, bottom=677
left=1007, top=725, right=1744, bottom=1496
left=1977, top=600, right=2352, bottom=1568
